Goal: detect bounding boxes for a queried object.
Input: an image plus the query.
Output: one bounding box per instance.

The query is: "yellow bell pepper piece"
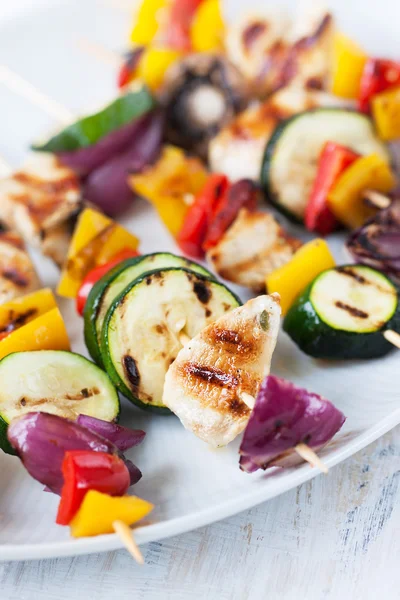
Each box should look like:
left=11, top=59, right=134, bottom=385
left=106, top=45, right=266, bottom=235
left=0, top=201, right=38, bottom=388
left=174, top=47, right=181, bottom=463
left=136, top=47, right=183, bottom=91
left=70, top=490, right=154, bottom=538
left=95, top=224, right=140, bottom=265
left=191, top=0, right=224, bottom=52
left=266, top=239, right=336, bottom=316
left=0, top=307, right=70, bottom=360
left=130, top=0, right=168, bottom=46
left=328, top=153, right=395, bottom=230
left=57, top=208, right=139, bottom=299
left=371, top=85, right=400, bottom=141
left=331, top=33, right=368, bottom=99
left=0, top=288, right=56, bottom=333
left=130, top=146, right=208, bottom=237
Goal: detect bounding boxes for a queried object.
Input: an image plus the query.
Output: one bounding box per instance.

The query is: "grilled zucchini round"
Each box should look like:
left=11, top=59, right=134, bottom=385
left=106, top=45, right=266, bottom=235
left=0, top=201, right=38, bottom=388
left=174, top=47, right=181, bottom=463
left=84, top=252, right=213, bottom=366
left=101, top=267, right=241, bottom=413
left=283, top=265, right=400, bottom=359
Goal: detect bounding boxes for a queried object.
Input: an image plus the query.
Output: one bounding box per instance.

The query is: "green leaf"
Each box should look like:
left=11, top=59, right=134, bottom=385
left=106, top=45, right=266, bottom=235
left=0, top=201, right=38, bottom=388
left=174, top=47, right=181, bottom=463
left=33, top=87, right=155, bottom=153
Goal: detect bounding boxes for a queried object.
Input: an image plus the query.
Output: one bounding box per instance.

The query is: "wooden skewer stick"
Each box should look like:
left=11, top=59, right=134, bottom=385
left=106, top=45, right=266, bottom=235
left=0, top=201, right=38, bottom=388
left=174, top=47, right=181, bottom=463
left=383, top=329, right=400, bottom=349
left=112, top=520, right=144, bottom=564
left=363, top=190, right=391, bottom=210
left=294, top=443, right=329, bottom=474
left=239, top=392, right=329, bottom=474
left=0, top=65, right=74, bottom=125
left=179, top=332, right=191, bottom=347
left=76, top=39, right=121, bottom=68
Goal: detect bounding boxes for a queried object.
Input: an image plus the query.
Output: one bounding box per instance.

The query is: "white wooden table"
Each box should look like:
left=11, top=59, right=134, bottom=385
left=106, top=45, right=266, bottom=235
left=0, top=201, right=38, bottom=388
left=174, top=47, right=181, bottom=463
left=1, top=428, right=399, bottom=600
left=0, top=1, right=399, bottom=598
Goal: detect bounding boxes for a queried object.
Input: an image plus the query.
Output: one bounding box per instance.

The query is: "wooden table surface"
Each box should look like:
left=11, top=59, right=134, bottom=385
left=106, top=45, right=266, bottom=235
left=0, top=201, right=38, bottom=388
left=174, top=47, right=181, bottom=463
left=1, top=427, right=398, bottom=600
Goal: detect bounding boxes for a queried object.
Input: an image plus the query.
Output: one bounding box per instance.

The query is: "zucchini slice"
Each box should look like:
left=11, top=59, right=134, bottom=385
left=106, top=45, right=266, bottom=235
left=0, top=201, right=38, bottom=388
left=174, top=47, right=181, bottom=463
left=0, top=350, right=119, bottom=454
left=84, top=252, right=213, bottom=366
left=283, top=265, right=400, bottom=359
left=101, top=267, right=240, bottom=413
left=261, top=108, right=389, bottom=221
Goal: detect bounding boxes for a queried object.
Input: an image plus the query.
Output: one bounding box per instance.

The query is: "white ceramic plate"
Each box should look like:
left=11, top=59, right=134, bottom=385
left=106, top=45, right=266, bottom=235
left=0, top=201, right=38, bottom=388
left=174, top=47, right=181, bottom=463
left=0, top=0, right=399, bottom=562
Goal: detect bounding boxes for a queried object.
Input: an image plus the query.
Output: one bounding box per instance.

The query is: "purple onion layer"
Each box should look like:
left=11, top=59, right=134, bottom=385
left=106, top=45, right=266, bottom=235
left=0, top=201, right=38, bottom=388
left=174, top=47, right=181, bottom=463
left=239, top=375, right=345, bottom=473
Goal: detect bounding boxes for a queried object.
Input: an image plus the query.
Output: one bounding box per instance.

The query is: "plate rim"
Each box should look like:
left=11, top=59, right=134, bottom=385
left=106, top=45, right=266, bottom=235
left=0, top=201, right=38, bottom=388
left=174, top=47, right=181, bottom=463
left=0, top=0, right=399, bottom=563
left=1, top=408, right=399, bottom=561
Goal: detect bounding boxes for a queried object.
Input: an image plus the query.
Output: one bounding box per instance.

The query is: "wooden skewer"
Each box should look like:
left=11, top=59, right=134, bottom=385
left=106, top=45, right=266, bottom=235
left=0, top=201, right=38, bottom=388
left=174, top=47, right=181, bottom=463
left=179, top=332, right=191, bottom=346
left=239, top=392, right=329, bottom=473
left=363, top=190, right=391, bottom=210
left=383, top=329, right=400, bottom=349
left=294, top=443, right=329, bottom=474
left=112, top=520, right=144, bottom=564
left=76, top=39, right=121, bottom=68
left=0, top=65, right=74, bottom=125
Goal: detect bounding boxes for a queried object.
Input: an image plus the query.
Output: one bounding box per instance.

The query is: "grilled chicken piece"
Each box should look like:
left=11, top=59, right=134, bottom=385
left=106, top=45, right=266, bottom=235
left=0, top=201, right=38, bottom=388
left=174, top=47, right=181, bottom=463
left=207, top=209, right=301, bottom=292
left=209, top=86, right=350, bottom=181
left=40, top=219, right=76, bottom=268
left=0, top=153, right=81, bottom=264
left=226, top=5, right=333, bottom=98
left=163, top=294, right=281, bottom=447
left=0, top=231, right=40, bottom=304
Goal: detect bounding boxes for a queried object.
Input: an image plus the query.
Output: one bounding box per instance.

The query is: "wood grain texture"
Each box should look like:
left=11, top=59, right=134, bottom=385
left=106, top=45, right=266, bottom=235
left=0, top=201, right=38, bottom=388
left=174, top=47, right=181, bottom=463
left=1, top=428, right=398, bottom=600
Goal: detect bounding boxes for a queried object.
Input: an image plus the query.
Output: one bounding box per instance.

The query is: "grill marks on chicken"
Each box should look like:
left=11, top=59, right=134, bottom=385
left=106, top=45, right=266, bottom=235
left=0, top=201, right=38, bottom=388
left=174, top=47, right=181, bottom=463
left=207, top=209, right=301, bottom=291
left=0, top=231, right=40, bottom=304
left=163, top=295, right=281, bottom=446
left=0, top=153, right=82, bottom=266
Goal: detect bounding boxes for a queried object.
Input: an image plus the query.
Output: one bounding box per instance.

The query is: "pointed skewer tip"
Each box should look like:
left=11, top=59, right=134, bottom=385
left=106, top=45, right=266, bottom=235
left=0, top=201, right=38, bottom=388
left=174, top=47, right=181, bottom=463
left=112, top=520, right=145, bottom=565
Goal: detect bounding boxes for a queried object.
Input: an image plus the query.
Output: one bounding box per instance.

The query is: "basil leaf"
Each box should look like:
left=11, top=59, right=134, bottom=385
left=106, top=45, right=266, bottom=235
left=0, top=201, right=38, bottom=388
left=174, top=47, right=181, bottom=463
left=33, top=87, right=155, bottom=152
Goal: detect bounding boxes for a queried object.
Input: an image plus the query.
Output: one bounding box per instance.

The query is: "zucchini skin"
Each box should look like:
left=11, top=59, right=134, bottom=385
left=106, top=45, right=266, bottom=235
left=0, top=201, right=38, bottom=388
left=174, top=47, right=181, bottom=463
left=0, top=415, right=16, bottom=455
left=84, top=256, right=143, bottom=366
left=101, top=267, right=241, bottom=414
left=261, top=113, right=304, bottom=223
left=283, top=281, right=400, bottom=360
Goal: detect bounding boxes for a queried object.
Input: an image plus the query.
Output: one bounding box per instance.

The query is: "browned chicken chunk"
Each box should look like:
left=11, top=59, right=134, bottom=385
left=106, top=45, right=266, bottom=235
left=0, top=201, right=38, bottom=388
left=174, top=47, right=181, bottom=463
left=0, top=153, right=81, bottom=265
left=163, top=294, right=281, bottom=446
left=207, top=209, right=301, bottom=292
left=0, top=231, right=40, bottom=304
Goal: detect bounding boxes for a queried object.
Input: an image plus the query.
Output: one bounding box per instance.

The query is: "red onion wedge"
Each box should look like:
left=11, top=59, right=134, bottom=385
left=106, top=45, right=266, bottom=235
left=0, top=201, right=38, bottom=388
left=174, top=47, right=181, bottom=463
left=7, top=412, right=142, bottom=493
left=58, top=108, right=162, bottom=178
left=82, top=109, right=165, bottom=216
left=347, top=199, right=400, bottom=284
left=77, top=415, right=145, bottom=452
left=239, top=376, right=345, bottom=473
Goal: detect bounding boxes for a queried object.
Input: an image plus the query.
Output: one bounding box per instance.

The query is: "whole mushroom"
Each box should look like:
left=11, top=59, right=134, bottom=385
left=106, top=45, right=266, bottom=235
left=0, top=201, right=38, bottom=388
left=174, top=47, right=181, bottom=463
left=160, top=53, right=248, bottom=159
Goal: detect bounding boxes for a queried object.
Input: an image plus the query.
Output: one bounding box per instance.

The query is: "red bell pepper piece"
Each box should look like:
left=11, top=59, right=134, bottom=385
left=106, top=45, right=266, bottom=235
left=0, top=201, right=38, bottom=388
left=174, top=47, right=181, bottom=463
left=202, top=179, right=259, bottom=250
left=177, top=174, right=229, bottom=258
left=56, top=451, right=130, bottom=526
left=76, top=248, right=140, bottom=316
left=165, top=0, right=204, bottom=51
left=117, top=47, right=145, bottom=89
left=358, top=58, right=400, bottom=113
left=305, top=142, right=359, bottom=236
